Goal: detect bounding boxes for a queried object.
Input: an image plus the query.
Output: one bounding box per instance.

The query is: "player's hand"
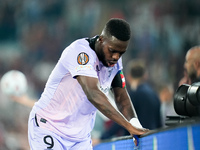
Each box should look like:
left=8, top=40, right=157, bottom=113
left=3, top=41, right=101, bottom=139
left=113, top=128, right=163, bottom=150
left=130, top=128, right=149, bottom=146
left=128, top=118, right=150, bottom=146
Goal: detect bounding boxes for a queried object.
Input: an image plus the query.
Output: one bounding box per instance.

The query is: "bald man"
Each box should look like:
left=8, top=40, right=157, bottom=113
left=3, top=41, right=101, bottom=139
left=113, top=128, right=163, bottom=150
left=179, top=46, right=200, bottom=85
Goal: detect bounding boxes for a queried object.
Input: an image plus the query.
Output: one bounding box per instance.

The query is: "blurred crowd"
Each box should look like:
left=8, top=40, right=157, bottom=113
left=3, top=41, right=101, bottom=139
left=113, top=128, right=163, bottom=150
left=0, top=0, right=200, bottom=149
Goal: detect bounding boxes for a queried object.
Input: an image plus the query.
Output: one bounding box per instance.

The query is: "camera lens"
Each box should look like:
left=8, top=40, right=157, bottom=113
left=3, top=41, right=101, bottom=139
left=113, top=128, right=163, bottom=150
left=187, top=82, right=200, bottom=106
left=174, top=84, right=189, bottom=116
left=174, top=84, right=199, bottom=117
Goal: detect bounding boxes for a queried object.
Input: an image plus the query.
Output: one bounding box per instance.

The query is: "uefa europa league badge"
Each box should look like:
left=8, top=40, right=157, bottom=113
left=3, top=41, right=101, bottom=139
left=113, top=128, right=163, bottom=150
left=77, top=52, right=89, bottom=65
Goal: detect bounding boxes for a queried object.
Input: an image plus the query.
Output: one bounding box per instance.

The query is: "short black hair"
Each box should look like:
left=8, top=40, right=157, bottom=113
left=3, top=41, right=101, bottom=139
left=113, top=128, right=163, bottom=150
left=104, top=18, right=131, bottom=41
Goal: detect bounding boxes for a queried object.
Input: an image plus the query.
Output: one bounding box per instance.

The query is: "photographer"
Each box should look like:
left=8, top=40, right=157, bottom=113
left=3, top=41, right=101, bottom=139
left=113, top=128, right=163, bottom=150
left=174, top=46, right=200, bottom=119
left=179, top=46, right=200, bottom=86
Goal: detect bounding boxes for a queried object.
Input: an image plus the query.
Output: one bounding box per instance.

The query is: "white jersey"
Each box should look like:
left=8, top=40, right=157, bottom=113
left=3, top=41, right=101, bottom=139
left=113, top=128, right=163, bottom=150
left=32, top=37, right=123, bottom=142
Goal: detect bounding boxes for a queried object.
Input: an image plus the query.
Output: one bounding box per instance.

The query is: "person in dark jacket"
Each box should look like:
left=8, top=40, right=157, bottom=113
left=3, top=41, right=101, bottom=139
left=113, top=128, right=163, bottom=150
left=126, top=59, right=162, bottom=130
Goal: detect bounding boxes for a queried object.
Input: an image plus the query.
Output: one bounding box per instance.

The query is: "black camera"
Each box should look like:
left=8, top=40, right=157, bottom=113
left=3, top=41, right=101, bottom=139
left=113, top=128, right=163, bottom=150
left=174, top=82, right=200, bottom=117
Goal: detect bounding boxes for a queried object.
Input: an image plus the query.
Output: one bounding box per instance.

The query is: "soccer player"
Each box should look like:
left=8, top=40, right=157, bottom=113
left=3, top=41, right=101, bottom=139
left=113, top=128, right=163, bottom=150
left=28, top=18, right=149, bottom=150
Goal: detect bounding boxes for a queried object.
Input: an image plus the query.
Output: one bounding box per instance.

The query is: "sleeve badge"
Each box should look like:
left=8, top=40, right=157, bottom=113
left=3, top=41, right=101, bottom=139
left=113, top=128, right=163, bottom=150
left=77, top=52, right=89, bottom=65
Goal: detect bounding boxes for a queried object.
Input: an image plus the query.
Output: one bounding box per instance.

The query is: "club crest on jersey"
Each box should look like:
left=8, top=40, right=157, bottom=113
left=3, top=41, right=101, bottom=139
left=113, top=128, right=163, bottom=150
left=77, top=52, right=89, bottom=65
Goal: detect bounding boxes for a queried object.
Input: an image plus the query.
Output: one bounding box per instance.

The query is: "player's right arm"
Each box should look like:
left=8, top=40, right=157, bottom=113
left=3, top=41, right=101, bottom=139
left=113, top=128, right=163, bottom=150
left=76, top=75, right=148, bottom=136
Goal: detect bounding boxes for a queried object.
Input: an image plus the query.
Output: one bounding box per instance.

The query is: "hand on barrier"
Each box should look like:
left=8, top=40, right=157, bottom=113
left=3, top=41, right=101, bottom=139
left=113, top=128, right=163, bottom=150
left=129, top=118, right=149, bottom=146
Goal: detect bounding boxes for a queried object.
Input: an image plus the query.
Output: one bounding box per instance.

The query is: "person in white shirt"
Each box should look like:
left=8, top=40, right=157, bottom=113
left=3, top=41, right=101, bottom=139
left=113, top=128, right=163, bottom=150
left=28, top=18, right=149, bottom=150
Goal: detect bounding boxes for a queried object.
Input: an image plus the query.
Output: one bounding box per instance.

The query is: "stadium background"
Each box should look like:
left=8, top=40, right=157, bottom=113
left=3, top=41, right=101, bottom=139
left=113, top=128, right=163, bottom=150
left=0, top=0, right=200, bottom=149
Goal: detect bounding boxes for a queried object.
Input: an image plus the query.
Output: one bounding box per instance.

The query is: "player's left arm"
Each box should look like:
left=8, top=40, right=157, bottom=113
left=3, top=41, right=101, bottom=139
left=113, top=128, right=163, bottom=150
left=111, top=70, right=137, bottom=121
left=112, top=70, right=145, bottom=146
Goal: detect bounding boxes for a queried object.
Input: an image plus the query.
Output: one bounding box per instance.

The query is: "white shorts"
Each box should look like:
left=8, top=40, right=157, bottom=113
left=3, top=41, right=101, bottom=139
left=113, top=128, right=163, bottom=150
left=28, top=111, right=93, bottom=150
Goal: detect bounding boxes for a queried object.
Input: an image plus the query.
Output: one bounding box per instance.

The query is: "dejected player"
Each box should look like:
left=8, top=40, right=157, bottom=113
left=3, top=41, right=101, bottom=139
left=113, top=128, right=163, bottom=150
left=28, top=18, right=149, bottom=150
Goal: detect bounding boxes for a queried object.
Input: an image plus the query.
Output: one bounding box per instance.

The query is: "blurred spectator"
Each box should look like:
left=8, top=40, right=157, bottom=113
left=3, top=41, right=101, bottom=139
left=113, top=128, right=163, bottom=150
left=179, top=45, right=200, bottom=85
left=0, top=91, right=31, bottom=149
left=158, top=83, right=177, bottom=127
left=126, top=59, right=162, bottom=129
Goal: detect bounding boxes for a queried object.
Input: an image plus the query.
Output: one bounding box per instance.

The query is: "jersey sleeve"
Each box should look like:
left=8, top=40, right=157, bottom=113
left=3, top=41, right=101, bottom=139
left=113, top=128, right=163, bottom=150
left=111, top=70, right=126, bottom=88
left=60, top=39, right=98, bottom=78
